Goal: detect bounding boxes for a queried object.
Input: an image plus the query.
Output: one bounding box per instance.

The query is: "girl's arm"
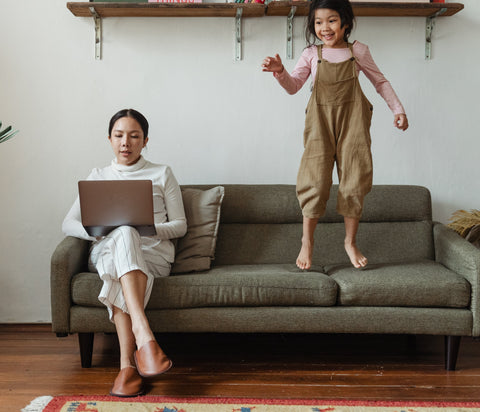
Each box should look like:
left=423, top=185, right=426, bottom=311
left=262, top=48, right=314, bottom=95
left=394, top=114, right=409, bottom=131
left=262, top=53, right=284, bottom=74
left=355, top=42, right=408, bottom=130
left=154, top=167, right=187, bottom=240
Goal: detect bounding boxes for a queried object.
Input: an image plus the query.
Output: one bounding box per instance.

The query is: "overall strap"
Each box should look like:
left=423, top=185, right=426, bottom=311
left=348, top=42, right=355, bottom=59
left=314, top=44, right=323, bottom=86
left=317, top=44, right=323, bottom=63
left=348, top=42, right=357, bottom=77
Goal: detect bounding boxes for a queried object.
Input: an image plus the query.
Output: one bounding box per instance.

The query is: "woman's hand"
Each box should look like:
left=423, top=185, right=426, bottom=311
left=262, top=54, right=284, bottom=74
left=394, top=114, right=409, bottom=131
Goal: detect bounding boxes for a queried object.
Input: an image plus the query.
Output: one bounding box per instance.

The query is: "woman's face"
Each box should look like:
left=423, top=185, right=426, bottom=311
left=108, top=116, right=148, bottom=166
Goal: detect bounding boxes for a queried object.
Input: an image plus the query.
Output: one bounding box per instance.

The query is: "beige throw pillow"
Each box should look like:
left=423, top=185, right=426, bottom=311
left=171, top=186, right=225, bottom=273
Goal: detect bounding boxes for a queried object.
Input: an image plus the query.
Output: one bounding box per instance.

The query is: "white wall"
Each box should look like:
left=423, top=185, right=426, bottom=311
left=0, top=1, right=478, bottom=322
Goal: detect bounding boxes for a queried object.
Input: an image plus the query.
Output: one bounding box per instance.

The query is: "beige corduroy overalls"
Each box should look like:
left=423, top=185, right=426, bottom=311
left=297, top=43, right=374, bottom=219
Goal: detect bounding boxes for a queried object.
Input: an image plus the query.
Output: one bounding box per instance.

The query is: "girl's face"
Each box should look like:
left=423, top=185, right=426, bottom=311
left=314, top=8, right=347, bottom=48
left=108, top=116, right=148, bottom=166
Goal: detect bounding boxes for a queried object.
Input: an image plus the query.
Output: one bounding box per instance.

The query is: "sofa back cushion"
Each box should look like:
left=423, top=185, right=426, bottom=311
left=181, top=184, right=434, bottom=266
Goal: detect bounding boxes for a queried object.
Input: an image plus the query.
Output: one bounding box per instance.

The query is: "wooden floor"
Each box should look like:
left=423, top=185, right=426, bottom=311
left=2, top=324, right=480, bottom=411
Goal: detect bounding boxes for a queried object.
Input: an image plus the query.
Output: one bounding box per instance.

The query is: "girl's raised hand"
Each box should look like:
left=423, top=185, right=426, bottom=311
left=394, top=113, right=409, bottom=131
left=262, top=54, right=284, bottom=74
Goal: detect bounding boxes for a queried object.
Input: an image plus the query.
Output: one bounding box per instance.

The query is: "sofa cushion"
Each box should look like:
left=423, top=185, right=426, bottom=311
left=179, top=184, right=435, bottom=266
left=326, top=260, right=471, bottom=308
left=180, top=184, right=432, bottom=224
left=171, top=186, right=224, bottom=274
left=214, top=221, right=434, bottom=267
left=71, top=264, right=337, bottom=309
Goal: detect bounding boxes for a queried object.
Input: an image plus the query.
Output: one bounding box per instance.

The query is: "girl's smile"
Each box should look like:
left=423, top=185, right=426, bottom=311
left=314, top=8, right=348, bottom=48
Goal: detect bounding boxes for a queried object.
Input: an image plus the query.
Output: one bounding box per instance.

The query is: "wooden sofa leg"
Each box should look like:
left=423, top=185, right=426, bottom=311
left=445, top=335, right=461, bottom=371
left=78, top=333, right=94, bottom=368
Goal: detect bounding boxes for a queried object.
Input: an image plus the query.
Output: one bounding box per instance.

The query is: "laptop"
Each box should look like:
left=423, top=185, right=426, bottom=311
left=78, top=179, right=156, bottom=237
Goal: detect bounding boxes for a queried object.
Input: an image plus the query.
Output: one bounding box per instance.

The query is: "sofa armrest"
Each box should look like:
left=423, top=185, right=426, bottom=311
left=50, top=236, right=90, bottom=334
left=434, top=222, right=480, bottom=336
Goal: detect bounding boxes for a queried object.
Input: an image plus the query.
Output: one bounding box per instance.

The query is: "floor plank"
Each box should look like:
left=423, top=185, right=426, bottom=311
left=2, top=324, right=480, bottom=411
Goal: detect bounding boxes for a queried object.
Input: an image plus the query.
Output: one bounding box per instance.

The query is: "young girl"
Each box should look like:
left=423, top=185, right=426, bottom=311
left=262, top=0, right=408, bottom=270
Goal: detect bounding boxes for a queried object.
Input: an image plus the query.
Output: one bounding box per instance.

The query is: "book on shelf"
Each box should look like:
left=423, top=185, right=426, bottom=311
left=148, top=0, right=203, bottom=3
left=90, top=0, right=148, bottom=2
left=230, top=0, right=265, bottom=3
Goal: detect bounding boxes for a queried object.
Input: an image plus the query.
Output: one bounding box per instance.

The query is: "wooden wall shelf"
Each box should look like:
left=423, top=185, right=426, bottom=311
left=66, top=2, right=464, bottom=60
left=67, top=2, right=464, bottom=18
left=267, top=2, right=464, bottom=17
left=265, top=1, right=464, bottom=59
left=67, top=2, right=265, bottom=18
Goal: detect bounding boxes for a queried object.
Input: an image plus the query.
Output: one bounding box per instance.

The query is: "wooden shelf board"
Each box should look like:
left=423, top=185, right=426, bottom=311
left=67, top=1, right=464, bottom=18
left=67, top=2, right=266, bottom=18
left=266, top=2, right=464, bottom=17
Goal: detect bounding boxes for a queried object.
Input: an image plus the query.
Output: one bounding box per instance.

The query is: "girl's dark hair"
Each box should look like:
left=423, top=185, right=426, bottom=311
left=305, top=0, right=355, bottom=47
left=108, top=108, right=149, bottom=139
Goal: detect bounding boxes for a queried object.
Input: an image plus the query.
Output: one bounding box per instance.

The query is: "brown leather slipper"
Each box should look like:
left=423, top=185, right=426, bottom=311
left=110, top=366, right=144, bottom=397
left=134, top=340, right=173, bottom=378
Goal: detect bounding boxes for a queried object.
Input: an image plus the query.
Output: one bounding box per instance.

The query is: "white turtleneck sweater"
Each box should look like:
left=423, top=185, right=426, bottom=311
left=62, top=156, right=187, bottom=264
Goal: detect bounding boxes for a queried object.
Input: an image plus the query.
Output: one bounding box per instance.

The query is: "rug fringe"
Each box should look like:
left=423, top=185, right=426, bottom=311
left=21, top=396, right=53, bottom=412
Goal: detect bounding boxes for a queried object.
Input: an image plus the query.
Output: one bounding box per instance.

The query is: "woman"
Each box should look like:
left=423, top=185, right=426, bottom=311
left=63, top=109, right=187, bottom=397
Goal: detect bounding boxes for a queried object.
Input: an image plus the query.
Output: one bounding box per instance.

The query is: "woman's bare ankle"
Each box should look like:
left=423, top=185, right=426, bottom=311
left=120, top=357, right=136, bottom=370
left=132, top=323, right=155, bottom=349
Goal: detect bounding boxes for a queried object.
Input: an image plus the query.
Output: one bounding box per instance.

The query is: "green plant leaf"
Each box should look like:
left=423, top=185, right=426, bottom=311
left=0, top=134, right=18, bottom=143
left=0, top=121, right=18, bottom=144
left=0, top=125, right=12, bottom=137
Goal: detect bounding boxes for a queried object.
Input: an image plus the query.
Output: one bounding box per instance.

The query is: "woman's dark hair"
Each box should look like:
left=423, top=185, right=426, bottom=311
left=305, top=0, right=355, bottom=47
left=108, top=108, right=149, bottom=139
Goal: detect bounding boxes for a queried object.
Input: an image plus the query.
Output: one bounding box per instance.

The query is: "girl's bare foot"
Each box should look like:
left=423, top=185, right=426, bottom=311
left=297, top=217, right=318, bottom=270
left=296, top=239, right=313, bottom=270
left=344, top=241, right=368, bottom=268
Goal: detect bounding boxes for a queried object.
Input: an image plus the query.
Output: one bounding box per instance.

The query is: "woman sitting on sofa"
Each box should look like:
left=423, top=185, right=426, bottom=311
left=62, top=108, right=187, bottom=397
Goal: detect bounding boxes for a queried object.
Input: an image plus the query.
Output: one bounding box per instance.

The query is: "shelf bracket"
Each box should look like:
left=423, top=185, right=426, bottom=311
left=425, top=8, right=447, bottom=60
left=235, top=8, right=243, bottom=61
left=89, top=6, right=102, bottom=60
left=286, top=6, right=296, bottom=60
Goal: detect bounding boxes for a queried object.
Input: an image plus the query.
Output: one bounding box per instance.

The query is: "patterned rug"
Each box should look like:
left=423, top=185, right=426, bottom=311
left=21, top=396, right=480, bottom=412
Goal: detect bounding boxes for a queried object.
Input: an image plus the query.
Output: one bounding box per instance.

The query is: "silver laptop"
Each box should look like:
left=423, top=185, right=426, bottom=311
left=78, top=180, right=156, bottom=237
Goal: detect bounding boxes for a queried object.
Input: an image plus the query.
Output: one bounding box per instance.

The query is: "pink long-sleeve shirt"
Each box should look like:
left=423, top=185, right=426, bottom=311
left=274, top=41, right=405, bottom=115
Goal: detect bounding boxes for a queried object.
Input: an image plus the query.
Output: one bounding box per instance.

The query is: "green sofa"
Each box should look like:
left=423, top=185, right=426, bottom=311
left=51, top=185, right=480, bottom=370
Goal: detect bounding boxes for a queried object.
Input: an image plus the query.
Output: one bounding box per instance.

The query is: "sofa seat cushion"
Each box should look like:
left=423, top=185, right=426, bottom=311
left=71, top=264, right=337, bottom=310
left=325, top=260, right=471, bottom=308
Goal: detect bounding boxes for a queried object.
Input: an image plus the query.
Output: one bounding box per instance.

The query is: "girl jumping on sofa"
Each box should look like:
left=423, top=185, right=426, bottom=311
left=62, top=109, right=187, bottom=397
left=261, top=0, right=408, bottom=270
